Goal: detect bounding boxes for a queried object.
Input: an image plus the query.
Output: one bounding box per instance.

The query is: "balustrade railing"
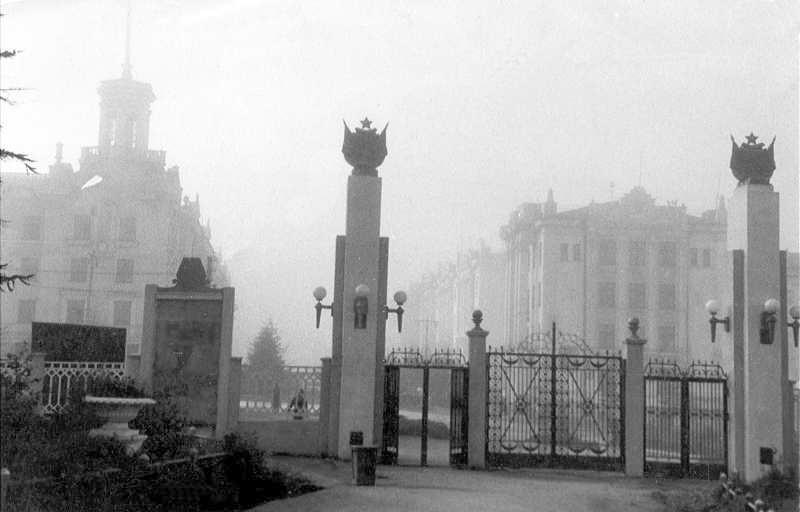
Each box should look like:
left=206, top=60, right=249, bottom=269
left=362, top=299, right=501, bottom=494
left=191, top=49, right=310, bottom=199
left=41, top=361, right=125, bottom=414
left=239, top=365, right=322, bottom=417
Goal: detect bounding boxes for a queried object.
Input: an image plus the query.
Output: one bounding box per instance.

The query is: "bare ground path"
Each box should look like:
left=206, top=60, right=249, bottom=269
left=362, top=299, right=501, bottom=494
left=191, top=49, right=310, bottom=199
left=251, top=455, right=710, bottom=512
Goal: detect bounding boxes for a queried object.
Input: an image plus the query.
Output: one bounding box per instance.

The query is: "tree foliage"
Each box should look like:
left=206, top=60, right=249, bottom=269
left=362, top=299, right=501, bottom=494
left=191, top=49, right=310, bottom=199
left=243, top=320, right=286, bottom=394
left=0, top=17, right=37, bottom=292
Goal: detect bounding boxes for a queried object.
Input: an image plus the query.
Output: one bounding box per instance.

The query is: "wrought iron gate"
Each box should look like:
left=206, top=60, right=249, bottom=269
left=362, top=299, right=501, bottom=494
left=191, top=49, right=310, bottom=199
left=486, top=349, right=625, bottom=470
left=644, top=360, right=728, bottom=479
left=381, top=364, right=400, bottom=464
left=449, top=367, right=469, bottom=465
left=381, top=348, right=468, bottom=466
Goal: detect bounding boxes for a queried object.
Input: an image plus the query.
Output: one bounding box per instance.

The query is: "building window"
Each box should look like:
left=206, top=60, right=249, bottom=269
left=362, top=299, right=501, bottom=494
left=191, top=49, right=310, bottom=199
left=18, top=299, right=36, bottom=323
left=629, top=240, right=646, bottom=267
left=657, top=325, right=676, bottom=352
left=598, top=239, right=616, bottom=266
left=69, top=257, right=89, bottom=283
left=119, top=216, right=137, bottom=242
left=690, top=248, right=698, bottom=266
left=21, top=216, right=42, bottom=241
left=113, top=300, right=132, bottom=327
left=573, top=244, right=581, bottom=261
left=702, top=249, right=711, bottom=267
left=560, top=243, right=569, bottom=262
left=115, top=259, right=134, bottom=283
left=657, top=283, right=676, bottom=310
left=73, top=215, right=91, bottom=241
left=658, top=241, right=677, bottom=267
left=598, top=324, right=616, bottom=349
left=66, top=299, right=85, bottom=324
left=20, top=257, right=39, bottom=276
left=597, top=282, right=616, bottom=308
left=628, top=282, right=646, bottom=310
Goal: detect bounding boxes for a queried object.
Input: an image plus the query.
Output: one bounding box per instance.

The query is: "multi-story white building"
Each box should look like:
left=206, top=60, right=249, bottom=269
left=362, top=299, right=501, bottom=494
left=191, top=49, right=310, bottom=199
left=0, top=61, right=224, bottom=356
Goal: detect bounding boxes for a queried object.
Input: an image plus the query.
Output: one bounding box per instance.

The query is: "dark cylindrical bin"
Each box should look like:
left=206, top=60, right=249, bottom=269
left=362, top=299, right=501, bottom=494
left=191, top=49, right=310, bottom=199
left=351, top=446, right=377, bottom=486
left=349, top=431, right=363, bottom=446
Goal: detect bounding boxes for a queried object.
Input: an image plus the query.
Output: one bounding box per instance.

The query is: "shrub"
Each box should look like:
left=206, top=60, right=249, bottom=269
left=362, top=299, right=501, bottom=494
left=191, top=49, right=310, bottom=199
left=86, top=374, right=147, bottom=398
left=131, top=392, right=186, bottom=437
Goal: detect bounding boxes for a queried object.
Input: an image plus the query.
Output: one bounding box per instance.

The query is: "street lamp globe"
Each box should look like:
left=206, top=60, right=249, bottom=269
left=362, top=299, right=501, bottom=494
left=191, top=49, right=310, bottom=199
left=393, top=290, right=407, bottom=306
left=313, top=286, right=327, bottom=301
left=705, top=299, right=721, bottom=316
left=763, top=298, right=780, bottom=315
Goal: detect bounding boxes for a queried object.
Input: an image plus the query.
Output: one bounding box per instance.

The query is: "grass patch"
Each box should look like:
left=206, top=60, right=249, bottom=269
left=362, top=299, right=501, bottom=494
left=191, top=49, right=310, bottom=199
left=397, top=415, right=449, bottom=439
left=653, top=469, right=799, bottom=512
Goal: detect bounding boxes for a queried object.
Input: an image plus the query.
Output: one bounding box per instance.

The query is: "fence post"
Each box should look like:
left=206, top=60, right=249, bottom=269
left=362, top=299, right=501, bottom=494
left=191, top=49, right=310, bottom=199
left=467, top=310, right=489, bottom=469
left=319, top=357, right=332, bottom=456
left=624, top=318, right=647, bottom=477
left=272, top=382, right=281, bottom=412
left=228, top=357, right=242, bottom=432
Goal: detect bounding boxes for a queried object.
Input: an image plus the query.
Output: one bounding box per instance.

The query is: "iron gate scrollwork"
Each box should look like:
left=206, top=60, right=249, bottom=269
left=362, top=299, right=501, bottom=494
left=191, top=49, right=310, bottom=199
left=381, top=364, right=400, bottom=464
left=487, top=348, right=625, bottom=470
left=381, top=347, right=468, bottom=466
left=644, top=360, right=728, bottom=479
left=449, top=367, right=468, bottom=465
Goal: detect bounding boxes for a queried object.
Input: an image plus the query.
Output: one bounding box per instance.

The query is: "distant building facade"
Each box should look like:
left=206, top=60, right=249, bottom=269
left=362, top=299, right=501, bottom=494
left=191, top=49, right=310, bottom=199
left=0, top=65, right=224, bottom=356
left=502, top=187, right=747, bottom=364
left=403, top=243, right=505, bottom=355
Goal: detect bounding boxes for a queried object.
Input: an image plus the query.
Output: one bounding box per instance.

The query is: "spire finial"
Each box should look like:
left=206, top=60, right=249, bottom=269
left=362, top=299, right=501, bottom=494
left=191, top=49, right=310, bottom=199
left=122, top=0, right=132, bottom=79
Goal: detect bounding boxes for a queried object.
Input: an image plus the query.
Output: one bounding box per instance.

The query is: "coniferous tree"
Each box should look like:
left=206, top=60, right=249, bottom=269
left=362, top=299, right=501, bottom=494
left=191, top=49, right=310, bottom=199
left=244, top=321, right=286, bottom=395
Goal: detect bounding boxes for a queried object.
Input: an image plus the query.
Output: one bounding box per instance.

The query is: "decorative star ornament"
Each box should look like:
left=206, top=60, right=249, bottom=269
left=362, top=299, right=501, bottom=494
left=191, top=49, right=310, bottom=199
left=360, top=117, right=372, bottom=129
left=745, top=132, right=759, bottom=145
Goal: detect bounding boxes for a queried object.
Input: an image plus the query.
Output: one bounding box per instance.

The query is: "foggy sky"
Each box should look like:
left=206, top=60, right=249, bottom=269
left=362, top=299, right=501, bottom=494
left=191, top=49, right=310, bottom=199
left=1, top=0, right=798, bottom=364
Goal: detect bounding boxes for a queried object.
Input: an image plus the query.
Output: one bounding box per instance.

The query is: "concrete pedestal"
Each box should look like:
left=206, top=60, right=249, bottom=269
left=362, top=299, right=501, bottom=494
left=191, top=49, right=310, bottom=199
left=727, top=184, right=792, bottom=481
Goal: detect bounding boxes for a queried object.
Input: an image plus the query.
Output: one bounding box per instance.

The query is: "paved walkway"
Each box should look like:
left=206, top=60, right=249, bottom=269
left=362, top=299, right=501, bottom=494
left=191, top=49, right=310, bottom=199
left=251, top=456, right=707, bottom=512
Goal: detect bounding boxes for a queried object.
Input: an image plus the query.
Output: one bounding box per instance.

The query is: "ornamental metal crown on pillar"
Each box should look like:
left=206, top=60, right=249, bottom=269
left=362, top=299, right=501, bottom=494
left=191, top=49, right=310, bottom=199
left=729, top=133, right=776, bottom=186
left=342, top=118, right=388, bottom=177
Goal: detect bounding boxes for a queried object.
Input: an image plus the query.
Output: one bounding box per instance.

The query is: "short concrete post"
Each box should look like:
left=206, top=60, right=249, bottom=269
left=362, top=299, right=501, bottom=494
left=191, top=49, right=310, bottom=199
left=467, top=310, right=489, bottom=469
left=228, top=357, right=242, bottom=431
left=0, top=467, right=9, bottom=511
left=319, top=357, right=332, bottom=456
left=624, top=318, right=647, bottom=477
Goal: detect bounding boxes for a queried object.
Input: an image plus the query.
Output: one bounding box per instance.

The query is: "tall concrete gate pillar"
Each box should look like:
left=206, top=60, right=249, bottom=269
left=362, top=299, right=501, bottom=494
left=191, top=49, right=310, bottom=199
left=321, top=120, right=391, bottom=460
left=726, top=134, right=792, bottom=482
left=623, top=318, right=646, bottom=477
left=467, top=310, right=488, bottom=469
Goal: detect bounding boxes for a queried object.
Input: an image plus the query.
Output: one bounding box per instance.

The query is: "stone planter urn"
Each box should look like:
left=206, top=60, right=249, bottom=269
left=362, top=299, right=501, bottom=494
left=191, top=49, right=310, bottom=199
left=84, top=396, right=156, bottom=455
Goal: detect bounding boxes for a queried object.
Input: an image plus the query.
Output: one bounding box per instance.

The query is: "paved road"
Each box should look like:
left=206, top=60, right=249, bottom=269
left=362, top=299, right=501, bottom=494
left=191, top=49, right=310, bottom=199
left=251, top=456, right=701, bottom=512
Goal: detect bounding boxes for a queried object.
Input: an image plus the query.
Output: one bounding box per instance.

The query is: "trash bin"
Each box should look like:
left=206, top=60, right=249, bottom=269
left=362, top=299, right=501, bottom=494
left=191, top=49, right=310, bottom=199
left=351, top=445, right=378, bottom=486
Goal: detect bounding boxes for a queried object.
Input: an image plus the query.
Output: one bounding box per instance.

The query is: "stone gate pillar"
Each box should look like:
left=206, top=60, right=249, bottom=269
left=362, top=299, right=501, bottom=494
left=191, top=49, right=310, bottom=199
left=624, top=318, right=646, bottom=477
left=467, top=310, right=488, bottom=469
left=725, top=134, right=793, bottom=482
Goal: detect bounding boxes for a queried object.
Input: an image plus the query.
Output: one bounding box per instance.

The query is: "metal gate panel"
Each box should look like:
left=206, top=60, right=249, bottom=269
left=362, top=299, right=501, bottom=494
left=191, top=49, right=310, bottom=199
left=487, top=350, right=624, bottom=470
left=449, top=367, right=469, bottom=465
left=644, top=361, right=727, bottom=479
left=381, top=365, right=399, bottom=464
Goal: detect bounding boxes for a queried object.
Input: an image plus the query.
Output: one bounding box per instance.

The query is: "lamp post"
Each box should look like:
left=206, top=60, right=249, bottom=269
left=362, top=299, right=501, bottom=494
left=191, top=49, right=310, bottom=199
left=788, top=305, right=800, bottom=348
left=760, top=298, right=780, bottom=345
left=384, top=290, right=407, bottom=333
left=313, top=286, right=333, bottom=329
left=705, top=299, right=730, bottom=343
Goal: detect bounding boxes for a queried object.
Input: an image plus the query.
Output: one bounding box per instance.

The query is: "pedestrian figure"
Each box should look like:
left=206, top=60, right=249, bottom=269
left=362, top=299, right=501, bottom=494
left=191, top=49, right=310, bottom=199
left=289, top=388, right=306, bottom=419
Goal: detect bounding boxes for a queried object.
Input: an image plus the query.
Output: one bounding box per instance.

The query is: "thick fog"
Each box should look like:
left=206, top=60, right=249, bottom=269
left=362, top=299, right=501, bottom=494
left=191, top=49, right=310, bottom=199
left=1, top=0, right=797, bottom=364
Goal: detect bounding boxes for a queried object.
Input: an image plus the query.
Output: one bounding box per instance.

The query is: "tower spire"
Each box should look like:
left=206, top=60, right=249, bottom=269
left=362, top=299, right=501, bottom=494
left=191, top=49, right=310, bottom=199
left=122, top=0, right=132, bottom=79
